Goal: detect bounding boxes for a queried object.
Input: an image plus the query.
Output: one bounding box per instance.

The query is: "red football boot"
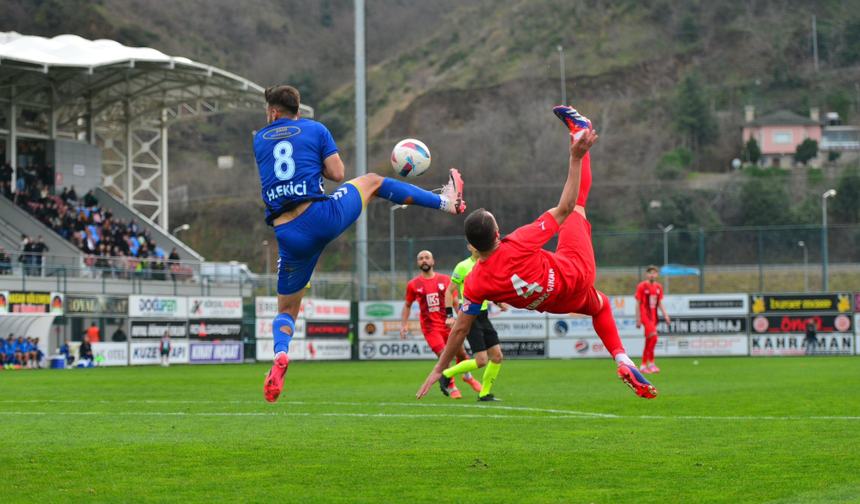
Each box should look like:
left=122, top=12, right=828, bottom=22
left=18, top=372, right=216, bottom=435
left=264, top=352, right=290, bottom=403
left=617, top=363, right=658, bottom=399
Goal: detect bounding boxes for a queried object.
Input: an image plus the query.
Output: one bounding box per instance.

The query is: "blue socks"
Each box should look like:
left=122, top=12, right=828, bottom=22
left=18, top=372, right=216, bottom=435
left=273, top=313, right=296, bottom=355
left=379, top=178, right=445, bottom=210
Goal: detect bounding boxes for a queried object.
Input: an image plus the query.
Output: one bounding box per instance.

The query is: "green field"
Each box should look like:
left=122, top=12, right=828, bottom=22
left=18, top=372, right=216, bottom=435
left=3, top=358, right=860, bottom=503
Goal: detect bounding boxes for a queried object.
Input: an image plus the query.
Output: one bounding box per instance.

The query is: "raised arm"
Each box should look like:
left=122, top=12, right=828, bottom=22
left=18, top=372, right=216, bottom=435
left=416, top=312, right=477, bottom=399
left=547, top=130, right=598, bottom=227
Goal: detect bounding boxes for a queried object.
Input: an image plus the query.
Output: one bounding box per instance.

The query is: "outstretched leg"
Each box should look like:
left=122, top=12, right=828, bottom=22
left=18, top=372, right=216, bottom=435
left=345, top=170, right=465, bottom=214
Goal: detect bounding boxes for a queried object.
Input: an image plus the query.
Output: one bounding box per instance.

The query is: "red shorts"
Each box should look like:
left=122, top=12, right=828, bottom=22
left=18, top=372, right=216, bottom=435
left=642, top=321, right=658, bottom=337
left=555, top=212, right=596, bottom=290
left=424, top=329, right=450, bottom=355
left=545, top=212, right=602, bottom=316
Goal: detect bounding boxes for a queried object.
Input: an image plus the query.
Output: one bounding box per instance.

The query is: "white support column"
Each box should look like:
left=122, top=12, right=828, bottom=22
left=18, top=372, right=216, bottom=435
left=125, top=99, right=133, bottom=204
left=160, top=108, right=169, bottom=228
left=8, top=85, right=16, bottom=192
left=48, top=88, right=57, bottom=139
left=86, top=95, right=95, bottom=145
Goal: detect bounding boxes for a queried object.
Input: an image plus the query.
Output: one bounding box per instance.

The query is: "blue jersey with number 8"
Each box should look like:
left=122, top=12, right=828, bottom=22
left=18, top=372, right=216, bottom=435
left=254, top=117, right=339, bottom=225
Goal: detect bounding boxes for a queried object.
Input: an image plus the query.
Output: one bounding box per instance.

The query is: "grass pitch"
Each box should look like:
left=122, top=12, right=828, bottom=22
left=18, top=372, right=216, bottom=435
left=3, top=357, right=860, bottom=503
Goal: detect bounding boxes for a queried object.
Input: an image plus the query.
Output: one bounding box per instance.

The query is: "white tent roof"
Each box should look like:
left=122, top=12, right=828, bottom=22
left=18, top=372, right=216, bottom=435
left=0, top=31, right=313, bottom=119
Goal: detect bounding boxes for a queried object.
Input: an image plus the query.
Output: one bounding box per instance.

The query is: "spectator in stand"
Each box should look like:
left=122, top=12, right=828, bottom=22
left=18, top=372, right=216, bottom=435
left=112, top=326, right=127, bottom=342
left=94, top=243, right=110, bottom=278
left=151, top=257, right=166, bottom=281
left=33, top=236, right=48, bottom=277
left=60, top=340, right=74, bottom=367
left=0, top=246, right=11, bottom=275
left=21, top=236, right=34, bottom=276
left=66, top=185, right=78, bottom=204
left=129, top=218, right=140, bottom=236
left=168, top=248, right=181, bottom=280
left=83, top=189, right=98, bottom=207
left=43, top=163, right=54, bottom=187
left=112, top=250, right=127, bottom=279
left=79, top=336, right=94, bottom=363
left=86, top=322, right=100, bottom=343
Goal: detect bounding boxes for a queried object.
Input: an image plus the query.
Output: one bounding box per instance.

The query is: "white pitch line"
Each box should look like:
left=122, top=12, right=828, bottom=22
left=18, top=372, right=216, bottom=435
left=0, top=411, right=583, bottom=419
left=0, top=399, right=858, bottom=421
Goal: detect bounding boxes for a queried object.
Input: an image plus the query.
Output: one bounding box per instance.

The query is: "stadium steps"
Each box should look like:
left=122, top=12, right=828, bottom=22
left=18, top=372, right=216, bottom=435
left=0, top=195, right=86, bottom=274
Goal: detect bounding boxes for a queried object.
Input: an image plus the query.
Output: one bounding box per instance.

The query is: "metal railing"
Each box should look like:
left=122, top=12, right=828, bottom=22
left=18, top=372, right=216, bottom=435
left=346, top=223, right=860, bottom=299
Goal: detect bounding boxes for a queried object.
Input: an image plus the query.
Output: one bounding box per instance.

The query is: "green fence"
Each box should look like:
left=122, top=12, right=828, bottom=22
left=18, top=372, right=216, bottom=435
left=348, top=224, right=860, bottom=299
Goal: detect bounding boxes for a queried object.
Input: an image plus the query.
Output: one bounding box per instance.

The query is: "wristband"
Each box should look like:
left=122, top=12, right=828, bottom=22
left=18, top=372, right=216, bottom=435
left=446, top=307, right=454, bottom=318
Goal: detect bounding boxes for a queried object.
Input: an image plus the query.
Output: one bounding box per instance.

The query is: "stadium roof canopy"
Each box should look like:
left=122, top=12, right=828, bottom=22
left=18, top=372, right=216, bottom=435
left=0, top=32, right=312, bottom=225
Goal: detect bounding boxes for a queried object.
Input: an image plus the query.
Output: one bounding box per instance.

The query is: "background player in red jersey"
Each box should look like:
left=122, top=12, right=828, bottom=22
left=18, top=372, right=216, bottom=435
left=418, top=106, right=658, bottom=400
left=402, top=250, right=481, bottom=399
left=635, top=265, right=670, bottom=374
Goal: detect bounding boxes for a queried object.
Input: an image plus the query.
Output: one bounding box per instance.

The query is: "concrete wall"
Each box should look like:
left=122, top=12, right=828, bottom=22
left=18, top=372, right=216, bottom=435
left=48, top=140, right=102, bottom=196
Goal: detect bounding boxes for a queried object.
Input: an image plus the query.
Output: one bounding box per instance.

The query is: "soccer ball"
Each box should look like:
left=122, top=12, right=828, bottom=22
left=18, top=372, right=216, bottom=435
left=391, top=139, right=431, bottom=178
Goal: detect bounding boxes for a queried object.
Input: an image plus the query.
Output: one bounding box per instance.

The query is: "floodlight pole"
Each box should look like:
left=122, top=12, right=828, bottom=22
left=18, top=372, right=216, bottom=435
left=659, top=224, right=674, bottom=294
left=822, top=189, right=836, bottom=291
left=798, top=241, right=808, bottom=293
left=355, top=0, right=369, bottom=300
left=557, top=46, right=566, bottom=105
left=390, top=205, right=407, bottom=299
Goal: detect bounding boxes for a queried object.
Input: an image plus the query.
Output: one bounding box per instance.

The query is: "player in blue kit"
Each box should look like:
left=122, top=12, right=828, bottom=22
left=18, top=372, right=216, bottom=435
left=256, top=86, right=467, bottom=402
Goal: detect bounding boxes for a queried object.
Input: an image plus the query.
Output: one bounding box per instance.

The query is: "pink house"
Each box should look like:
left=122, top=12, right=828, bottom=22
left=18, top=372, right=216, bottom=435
left=742, top=107, right=822, bottom=168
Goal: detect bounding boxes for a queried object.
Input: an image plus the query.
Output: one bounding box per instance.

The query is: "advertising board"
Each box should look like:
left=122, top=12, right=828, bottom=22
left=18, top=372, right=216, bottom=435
left=187, top=297, right=243, bottom=319
left=130, top=341, right=189, bottom=365
left=129, top=296, right=186, bottom=318
left=91, top=342, right=129, bottom=366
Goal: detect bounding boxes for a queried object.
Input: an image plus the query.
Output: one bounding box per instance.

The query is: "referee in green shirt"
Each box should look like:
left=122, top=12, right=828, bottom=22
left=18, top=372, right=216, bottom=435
left=442, top=244, right=507, bottom=402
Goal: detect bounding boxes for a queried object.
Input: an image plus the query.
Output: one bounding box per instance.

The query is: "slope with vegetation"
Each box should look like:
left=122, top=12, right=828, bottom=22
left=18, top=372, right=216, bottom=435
left=6, top=0, right=860, bottom=271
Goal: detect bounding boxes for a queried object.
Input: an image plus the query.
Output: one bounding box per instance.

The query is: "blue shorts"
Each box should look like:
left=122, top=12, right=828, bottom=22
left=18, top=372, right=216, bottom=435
left=275, top=183, right=364, bottom=295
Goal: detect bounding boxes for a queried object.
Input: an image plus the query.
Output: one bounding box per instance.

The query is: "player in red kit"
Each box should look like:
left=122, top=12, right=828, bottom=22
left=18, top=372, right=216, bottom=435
left=635, top=265, right=670, bottom=374
left=418, top=106, right=658, bottom=400
left=402, top=250, right=481, bottom=399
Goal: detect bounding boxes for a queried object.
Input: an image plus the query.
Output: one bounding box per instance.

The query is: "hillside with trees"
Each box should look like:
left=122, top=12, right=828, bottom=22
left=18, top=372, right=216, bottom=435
left=6, top=0, right=860, bottom=271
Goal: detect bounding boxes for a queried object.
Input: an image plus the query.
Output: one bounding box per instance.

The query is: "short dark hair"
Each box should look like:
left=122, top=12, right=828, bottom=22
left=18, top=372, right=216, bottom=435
left=265, top=85, right=300, bottom=116
left=646, top=265, right=659, bottom=273
left=464, top=209, right=497, bottom=252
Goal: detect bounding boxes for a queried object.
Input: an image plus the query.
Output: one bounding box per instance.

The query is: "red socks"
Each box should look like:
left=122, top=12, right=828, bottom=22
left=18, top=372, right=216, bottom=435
left=643, top=336, right=658, bottom=364
left=591, top=291, right=625, bottom=359
left=576, top=152, right=592, bottom=208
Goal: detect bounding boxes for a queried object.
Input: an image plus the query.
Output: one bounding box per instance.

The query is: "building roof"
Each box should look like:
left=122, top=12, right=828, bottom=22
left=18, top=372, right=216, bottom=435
left=0, top=31, right=313, bottom=122
left=745, top=110, right=820, bottom=127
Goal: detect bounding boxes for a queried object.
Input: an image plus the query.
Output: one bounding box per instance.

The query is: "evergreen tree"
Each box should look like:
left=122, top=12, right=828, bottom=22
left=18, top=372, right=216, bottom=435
left=744, top=137, right=762, bottom=165
left=833, top=166, right=860, bottom=223
left=795, top=139, right=818, bottom=166
left=673, top=72, right=717, bottom=167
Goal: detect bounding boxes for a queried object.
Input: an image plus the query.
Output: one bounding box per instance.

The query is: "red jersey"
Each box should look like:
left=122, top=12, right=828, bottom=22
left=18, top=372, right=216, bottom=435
left=461, top=212, right=589, bottom=315
left=406, top=273, right=453, bottom=333
left=635, top=281, right=663, bottom=324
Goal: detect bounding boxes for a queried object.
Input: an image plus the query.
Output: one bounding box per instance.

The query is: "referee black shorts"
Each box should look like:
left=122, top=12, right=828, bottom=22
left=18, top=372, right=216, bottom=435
left=466, top=310, right=499, bottom=354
